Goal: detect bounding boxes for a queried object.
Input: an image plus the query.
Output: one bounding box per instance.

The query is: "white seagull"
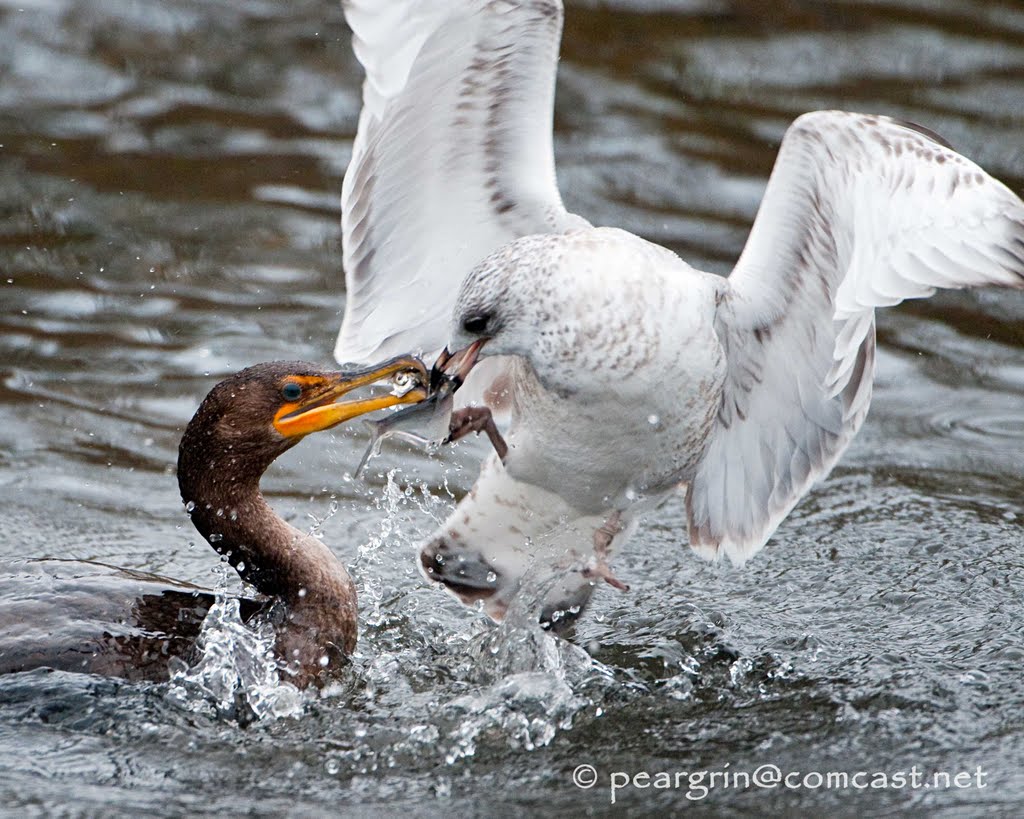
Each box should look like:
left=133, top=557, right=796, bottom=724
left=335, top=0, right=1024, bottom=627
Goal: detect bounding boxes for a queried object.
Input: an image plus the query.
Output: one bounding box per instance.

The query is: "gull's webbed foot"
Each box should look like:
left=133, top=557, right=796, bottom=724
left=446, top=406, right=508, bottom=461
left=582, top=561, right=630, bottom=592
left=583, top=510, right=630, bottom=592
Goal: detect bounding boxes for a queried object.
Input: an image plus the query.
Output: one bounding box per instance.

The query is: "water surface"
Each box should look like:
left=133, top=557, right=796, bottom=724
left=1, top=0, right=1022, bottom=815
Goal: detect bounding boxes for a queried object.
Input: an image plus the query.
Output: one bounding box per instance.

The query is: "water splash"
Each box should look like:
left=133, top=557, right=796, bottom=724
left=341, top=469, right=616, bottom=762
left=443, top=670, right=585, bottom=763
left=431, top=558, right=636, bottom=761
left=166, top=587, right=304, bottom=723
left=436, top=613, right=609, bottom=762
left=356, top=469, right=452, bottom=627
left=306, top=494, right=340, bottom=541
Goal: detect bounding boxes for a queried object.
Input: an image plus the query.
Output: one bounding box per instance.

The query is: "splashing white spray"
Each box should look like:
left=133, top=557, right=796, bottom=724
left=166, top=569, right=305, bottom=721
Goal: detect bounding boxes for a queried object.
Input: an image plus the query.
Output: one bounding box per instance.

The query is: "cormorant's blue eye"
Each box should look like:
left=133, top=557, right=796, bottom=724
left=282, top=382, right=302, bottom=401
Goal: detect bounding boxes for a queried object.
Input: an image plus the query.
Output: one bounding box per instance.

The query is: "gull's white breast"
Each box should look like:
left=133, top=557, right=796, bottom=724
left=497, top=230, right=728, bottom=514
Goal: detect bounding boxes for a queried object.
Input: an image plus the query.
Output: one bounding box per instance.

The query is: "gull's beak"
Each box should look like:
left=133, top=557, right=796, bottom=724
left=274, top=355, right=428, bottom=438
left=430, top=339, right=487, bottom=393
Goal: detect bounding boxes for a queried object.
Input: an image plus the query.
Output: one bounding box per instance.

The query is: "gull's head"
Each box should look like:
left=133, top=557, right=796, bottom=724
left=440, top=227, right=663, bottom=393
left=446, top=233, right=562, bottom=361
left=441, top=228, right=676, bottom=395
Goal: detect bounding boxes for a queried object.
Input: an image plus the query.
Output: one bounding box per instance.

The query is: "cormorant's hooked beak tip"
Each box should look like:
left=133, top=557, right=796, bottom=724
left=430, top=338, right=487, bottom=393
left=274, top=355, right=429, bottom=438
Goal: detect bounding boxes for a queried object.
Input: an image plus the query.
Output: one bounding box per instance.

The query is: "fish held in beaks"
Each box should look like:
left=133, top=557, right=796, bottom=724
left=354, top=342, right=508, bottom=476
left=354, top=379, right=456, bottom=477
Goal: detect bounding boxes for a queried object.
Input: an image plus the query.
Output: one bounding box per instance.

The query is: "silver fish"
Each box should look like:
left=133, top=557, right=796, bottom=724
left=354, top=380, right=455, bottom=478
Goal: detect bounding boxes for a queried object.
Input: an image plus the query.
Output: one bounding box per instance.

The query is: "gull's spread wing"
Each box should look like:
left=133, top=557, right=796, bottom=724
left=337, top=0, right=587, bottom=364
left=687, top=111, right=1024, bottom=564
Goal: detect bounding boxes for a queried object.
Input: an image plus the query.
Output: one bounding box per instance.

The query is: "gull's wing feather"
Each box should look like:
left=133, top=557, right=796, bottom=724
left=337, top=0, right=586, bottom=364
left=687, top=111, right=1024, bottom=565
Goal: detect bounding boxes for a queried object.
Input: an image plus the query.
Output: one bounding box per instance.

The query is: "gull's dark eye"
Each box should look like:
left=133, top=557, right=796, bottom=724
left=462, top=313, right=491, bottom=335
left=281, top=382, right=302, bottom=401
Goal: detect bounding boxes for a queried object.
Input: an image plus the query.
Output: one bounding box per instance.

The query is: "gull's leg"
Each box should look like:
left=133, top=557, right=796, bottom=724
left=446, top=407, right=508, bottom=461
left=583, top=510, right=630, bottom=592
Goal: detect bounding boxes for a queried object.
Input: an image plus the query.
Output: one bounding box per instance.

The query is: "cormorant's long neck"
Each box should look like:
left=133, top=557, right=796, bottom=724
left=178, top=448, right=357, bottom=662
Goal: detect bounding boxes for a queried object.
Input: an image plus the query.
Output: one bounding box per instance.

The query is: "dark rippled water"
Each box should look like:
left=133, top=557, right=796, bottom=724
left=1, top=0, right=1023, bottom=815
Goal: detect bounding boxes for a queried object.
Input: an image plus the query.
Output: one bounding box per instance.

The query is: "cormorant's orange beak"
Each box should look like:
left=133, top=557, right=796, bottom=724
left=274, top=356, right=428, bottom=438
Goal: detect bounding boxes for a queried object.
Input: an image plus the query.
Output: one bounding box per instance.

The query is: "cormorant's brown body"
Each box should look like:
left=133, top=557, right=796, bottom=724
left=0, top=560, right=266, bottom=681
left=2, top=358, right=426, bottom=687
left=177, top=362, right=362, bottom=685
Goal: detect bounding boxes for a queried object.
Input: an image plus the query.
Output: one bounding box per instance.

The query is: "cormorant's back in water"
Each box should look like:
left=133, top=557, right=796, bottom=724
left=0, top=357, right=426, bottom=687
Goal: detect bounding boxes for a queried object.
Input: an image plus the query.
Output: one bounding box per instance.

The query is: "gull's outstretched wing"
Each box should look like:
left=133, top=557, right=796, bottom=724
left=687, top=111, right=1024, bottom=565
left=336, top=0, right=587, bottom=364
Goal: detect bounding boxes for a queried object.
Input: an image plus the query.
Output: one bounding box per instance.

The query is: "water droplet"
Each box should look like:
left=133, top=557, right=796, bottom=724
left=325, top=758, right=340, bottom=775
left=318, top=655, right=329, bottom=668
left=298, top=588, right=307, bottom=598
left=485, top=571, right=497, bottom=584
left=184, top=500, right=196, bottom=513
left=647, top=414, right=659, bottom=426
left=236, top=561, right=245, bottom=572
